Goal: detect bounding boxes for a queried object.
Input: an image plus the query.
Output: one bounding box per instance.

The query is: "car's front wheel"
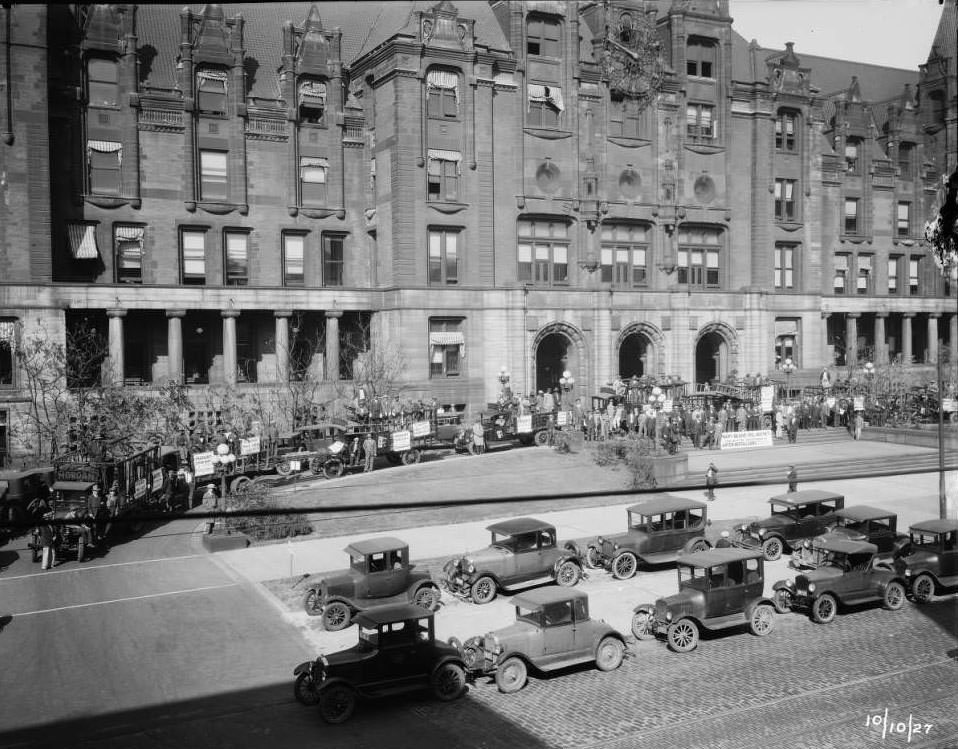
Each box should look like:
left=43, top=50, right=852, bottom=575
left=773, top=588, right=793, bottom=614
left=748, top=604, right=775, bottom=637
left=470, top=576, right=497, bottom=605
left=585, top=545, right=602, bottom=569
left=495, top=657, right=527, bottom=694
left=761, top=537, right=784, bottom=561
left=322, top=601, right=352, bottom=631
left=631, top=610, right=656, bottom=640
left=595, top=637, right=625, bottom=671
left=882, top=581, right=906, bottom=610
left=611, top=551, right=638, bottom=580
left=431, top=662, right=467, bottom=702
left=810, top=593, right=837, bottom=624
left=318, top=684, right=356, bottom=724
left=666, top=618, right=699, bottom=653
left=555, top=560, right=581, bottom=587
left=413, top=585, right=441, bottom=611
left=911, top=573, right=935, bottom=604
left=294, top=672, right=321, bottom=706
left=302, top=587, right=323, bottom=616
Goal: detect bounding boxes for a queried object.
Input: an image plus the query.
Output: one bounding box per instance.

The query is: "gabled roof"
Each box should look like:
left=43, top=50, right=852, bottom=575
left=835, top=505, right=895, bottom=522
left=768, top=489, right=844, bottom=506
left=512, top=586, right=587, bottom=609
left=627, top=494, right=707, bottom=515
left=487, top=517, right=554, bottom=536
left=135, top=3, right=510, bottom=99
left=926, top=0, right=957, bottom=70
left=344, top=536, right=408, bottom=556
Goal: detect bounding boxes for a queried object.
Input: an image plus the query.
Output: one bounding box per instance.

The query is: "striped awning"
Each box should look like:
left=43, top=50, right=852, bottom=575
left=114, top=225, right=143, bottom=242
left=298, top=80, right=326, bottom=105
left=528, top=84, right=564, bottom=112
left=197, top=69, right=229, bottom=82
left=68, top=223, right=99, bottom=260
left=300, top=156, right=329, bottom=168
left=0, top=320, right=16, bottom=342
left=429, top=331, right=464, bottom=346
left=427, top=149, right=461, bottom=162
left=426, top=70, right=459, bottom=103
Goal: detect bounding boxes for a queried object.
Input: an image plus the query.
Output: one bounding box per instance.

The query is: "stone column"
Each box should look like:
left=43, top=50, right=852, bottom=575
left=274, top=310, right=291, bottom=383
left=927, top=314, right=940, bottom=363
left=166, top=310, right=185, bottom=384
left=325, top=309, right=342, bottom=381
left=902, top=313, right=914, bottom=363
left=106, top=308, right=126, bottom=386
left=951, top=313, right=958, bottom=355
left=222, top=309, right=240, bottom=386
left=845, top=313, right=859, bottom=366
left=874, top=312, right=887, bottom=366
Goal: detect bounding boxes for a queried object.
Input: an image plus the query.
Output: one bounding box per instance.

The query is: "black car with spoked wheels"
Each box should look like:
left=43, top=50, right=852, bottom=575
left=731, top=489, right=845, bottom=561
left=293, top=604, right=467, bottom=723
left=631, top=548, right=777, bottom=653
left=301, top=537, right=441, bottom=629
left=892, top=518, right=958, bottom=604
left=773, top=538, right=908, bottom=623
left=578, top=495, right=711, bottom=580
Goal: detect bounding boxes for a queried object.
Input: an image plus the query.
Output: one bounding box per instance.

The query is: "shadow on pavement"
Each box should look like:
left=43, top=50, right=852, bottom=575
left=0, top=676, right=552, bottom=749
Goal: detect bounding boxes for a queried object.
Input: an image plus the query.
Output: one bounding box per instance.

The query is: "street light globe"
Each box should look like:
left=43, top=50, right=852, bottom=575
left=651, top=386, right=663, bottom=397
left=216, top=443, right=230, bottom=457
left=499, top=365, right=507, bottom=375
left=562, top=370, right=571, bottom=380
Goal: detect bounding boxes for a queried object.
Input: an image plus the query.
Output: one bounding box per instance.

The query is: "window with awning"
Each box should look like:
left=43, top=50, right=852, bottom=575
left=527, top=84, right=564, bottom=111
left=87, top=141, right=121, bottom=195
left=427, top=149, right=461, bottom=202
left=300, top=156, right=328, bottom=205
left=197, top=68, right=228, bottom=113
left=68, top=223, right=99, bottom=260
left=428, top=321, right=464, bottom=378
left=114, top=225, right=144, bottom=283
left=298, top=80, right=327, bottom=123
left=426, top=70, right=459, bottom=118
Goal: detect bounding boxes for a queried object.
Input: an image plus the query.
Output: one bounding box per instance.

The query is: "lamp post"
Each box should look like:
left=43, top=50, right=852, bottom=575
left=558, top=369, right=575, bottom=406
left=211, top=442, right=236, bottom=532
left=497, top=366, right=511, bottom=401
left=782, top=358, right=796, bottom=399
left=650, top=385, right=668, bottom=455
left=863, top=361, right=875, bottom=400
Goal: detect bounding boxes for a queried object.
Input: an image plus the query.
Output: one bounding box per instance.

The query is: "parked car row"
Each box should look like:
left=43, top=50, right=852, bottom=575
left=291, top=491, right=958, bottom=723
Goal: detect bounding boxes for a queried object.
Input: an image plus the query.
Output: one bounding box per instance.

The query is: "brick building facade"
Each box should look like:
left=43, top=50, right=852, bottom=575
left=0, top=1, right=955, bottom=465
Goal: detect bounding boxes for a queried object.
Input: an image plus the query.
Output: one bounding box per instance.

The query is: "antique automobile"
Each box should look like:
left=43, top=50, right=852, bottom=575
left=790, top=505, right=903, bottom=569
left=293, top=604, right=467, bottom=723
left=732, top=489, right=845, bottom=561
left=454, top=588, right=626, bottom=693
left=631, top=548, right=777, bottom=652
left=275, top=421, right=351, bottom=478
left=773, top=538, right=908, bottom=623
left=579, top=495, right=711, bottom=579
left=301, top=537, right=441, bottom=630
left=28, top=481, right=97, bottom=563
left=440, top=518, right=584, bottom=604
left=892, top=518, right=958, bottom=604
left=0, top=466, right=54, bottom=537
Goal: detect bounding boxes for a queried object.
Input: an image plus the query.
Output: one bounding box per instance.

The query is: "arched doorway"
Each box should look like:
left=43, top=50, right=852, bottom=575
left=535, top=332, right=575, bottom=392
left=695, top=330, right=728, bottom=385
left=618, top=331, right=651, bottom=378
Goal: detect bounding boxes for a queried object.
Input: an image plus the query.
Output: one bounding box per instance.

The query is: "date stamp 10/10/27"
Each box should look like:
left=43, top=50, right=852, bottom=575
left=865, top=709, right=934, bottom=743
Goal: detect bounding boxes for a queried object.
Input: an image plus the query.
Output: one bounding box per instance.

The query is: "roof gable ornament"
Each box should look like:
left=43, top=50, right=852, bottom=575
left=79, top=4, right=134, bottom=53
left=280, top=6, right=342, bottom=81
left=848, top=76, right=861, bottom=103
left=766, top=43, right=809, bottom=96
left=182, top=4, right=234, bottom=66
left=419, top=2, right=475, bottom=52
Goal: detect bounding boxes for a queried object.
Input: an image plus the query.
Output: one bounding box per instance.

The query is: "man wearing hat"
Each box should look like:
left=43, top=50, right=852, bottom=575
left=786, top=465, right=798, bottom=493
left=705, top=462, right=718, bottom=501
left=39, top=511, right=57, bottom=569
left=202, top=483, right=218, bottom=534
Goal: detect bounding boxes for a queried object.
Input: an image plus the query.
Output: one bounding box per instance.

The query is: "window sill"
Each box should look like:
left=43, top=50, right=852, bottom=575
left=839, top=234, right=871, bottom=245
left=192, top=201, right=248, bottom=216
left=892, top=237, right=918, bottom=246
left=292, top=206, right=344, bottom=219
left=523, top=127, right=572, bottom=141
left=83, top=194, right=139, bottom=209
left=607, top=135, right=651, bottom=149
left=426, top=201, right=468, bottom=215
left=774, top=221, right=803, bottom=232
left=684, top=139, right=724, bottom=155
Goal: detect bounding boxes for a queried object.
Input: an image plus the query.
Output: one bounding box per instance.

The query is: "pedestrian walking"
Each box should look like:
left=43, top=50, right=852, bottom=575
left=202, top=483, right=218, bottom=534
left=39, top=511, right=57, bottom=569
left=362, top=433, right=377, bottom=472
left=786, top=465, right=798, bottom=492
left=471, top=417, right=485, bottom=456
left=705, top=462, right=718, bottom=501
left=854, top=411, right=864, bottom=440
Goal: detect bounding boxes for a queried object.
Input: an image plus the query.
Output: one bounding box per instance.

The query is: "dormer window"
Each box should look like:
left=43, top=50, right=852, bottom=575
left=844, top=138, right=861, bottom=174
left=88, top=58, right=118, bottom=108
left=196, top=69, right=228, bottom=115
left=426, top=70, right=460, bottom=119
left=526, top=16, right=560, bottom=57
left=298, top=80, right=327, bottom=124
left=686, top=37, right=716, bottom=79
